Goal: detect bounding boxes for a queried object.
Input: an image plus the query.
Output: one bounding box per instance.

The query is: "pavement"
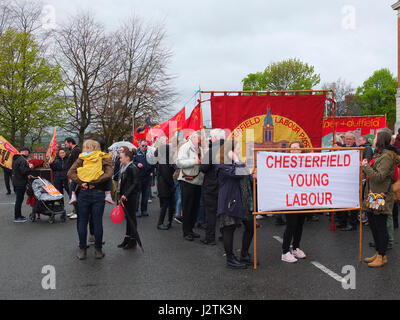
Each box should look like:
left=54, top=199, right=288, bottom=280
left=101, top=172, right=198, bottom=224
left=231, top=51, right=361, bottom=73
left=0, top=177, right=399, bottom=300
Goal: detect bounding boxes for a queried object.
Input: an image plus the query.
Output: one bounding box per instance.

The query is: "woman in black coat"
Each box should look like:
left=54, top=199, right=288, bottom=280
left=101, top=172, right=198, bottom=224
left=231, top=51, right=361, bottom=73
left=118, top=149, right=140, bottom=249
left=50, top=148, right=69, bottom=197
left=216, top=140, right=252, bottom=269
left=155, top=143, right=176, bottom=230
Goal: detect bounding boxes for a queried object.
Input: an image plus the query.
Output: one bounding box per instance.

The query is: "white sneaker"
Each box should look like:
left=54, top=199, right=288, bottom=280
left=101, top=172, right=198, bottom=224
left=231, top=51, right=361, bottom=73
left=105, top=194, right=115, bottom=204
left=67, top=212, right=74, bottom=217
left=292, top=248, right=306, bottom=259
left=256, top=215, right=264, bottom=220
left=69, top=194, right=77, bottom=205
left=69, top=213, right=78, bottom=219
left=281, top=252, right=298, bottom=263
left=148, top=199, right=152, bottom=203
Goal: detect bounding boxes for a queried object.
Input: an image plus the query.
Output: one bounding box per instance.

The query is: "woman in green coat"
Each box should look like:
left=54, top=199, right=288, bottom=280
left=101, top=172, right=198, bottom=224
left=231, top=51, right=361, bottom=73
left=361, top=129, right=399, bottom=267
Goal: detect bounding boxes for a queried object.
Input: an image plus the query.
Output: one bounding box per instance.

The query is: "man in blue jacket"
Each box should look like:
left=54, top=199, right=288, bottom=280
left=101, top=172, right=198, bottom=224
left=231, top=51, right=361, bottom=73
left=134, top=140, right=155, bottom=217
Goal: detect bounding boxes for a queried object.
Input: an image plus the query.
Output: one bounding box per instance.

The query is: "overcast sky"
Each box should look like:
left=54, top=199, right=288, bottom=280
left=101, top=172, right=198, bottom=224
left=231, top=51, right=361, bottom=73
left=45, top=0, right=398, bottom=126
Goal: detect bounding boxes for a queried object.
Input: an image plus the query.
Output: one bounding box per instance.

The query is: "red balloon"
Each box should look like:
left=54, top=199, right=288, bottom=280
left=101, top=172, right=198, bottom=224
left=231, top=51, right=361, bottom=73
left=110, top=205, right=125, bottom=224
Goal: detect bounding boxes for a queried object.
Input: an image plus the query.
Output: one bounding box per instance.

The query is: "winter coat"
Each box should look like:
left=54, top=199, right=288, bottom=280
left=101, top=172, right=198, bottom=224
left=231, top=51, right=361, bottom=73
left=119, top=163, right=140, bottom=199
left=200, top=140, right=224, bottom=196
left=66, top=145, right=81, bottom=172
left=112, top=156, right=121, bottom=182
left=362, top=149, right=399, bottom=215
left=50, top=156, right=69, bottom=180
left=216, top=161, right=250, bottom=219
left=76, top=151, right=111, bottom=183
left=177, top=139, right=204, bottom=186
left=359, top=141, right=373, bottom=163
left=12, top=155, right=31, bottom=187
left=134, top=149, right=155, bottom=180
left=67, top=158, right=113, bottom=192
left=155, top=145, right=176, bottom=198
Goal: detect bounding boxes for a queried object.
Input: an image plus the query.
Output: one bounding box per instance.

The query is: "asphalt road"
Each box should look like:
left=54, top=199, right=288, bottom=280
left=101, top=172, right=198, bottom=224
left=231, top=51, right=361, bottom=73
left=0, top=176, right=399, bottom=300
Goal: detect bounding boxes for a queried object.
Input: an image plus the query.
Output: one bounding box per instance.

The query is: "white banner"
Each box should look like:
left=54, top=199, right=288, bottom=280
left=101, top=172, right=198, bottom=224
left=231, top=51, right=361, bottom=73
left=256, top=150, right=360, bottom=212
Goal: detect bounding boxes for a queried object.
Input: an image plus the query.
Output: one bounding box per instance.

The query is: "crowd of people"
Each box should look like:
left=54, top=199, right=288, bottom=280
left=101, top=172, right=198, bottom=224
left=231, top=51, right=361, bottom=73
left=2, top=127, right=400, bottom=268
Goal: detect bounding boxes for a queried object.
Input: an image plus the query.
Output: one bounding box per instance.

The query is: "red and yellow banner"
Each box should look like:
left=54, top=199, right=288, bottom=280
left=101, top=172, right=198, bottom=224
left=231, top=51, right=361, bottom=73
left=0, top=136, right=19, bottom=170
left=46, top=128, right=58, bottom=162
left=322, top=115, right=387, bottom=147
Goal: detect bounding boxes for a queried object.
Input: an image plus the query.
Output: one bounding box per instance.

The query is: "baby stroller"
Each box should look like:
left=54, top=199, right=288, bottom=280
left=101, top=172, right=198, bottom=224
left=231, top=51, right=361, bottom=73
left=28, top=177, right=66, bottom=224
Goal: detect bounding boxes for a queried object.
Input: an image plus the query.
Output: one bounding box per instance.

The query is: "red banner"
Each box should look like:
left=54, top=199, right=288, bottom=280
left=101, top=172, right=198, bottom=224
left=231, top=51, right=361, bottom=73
left=323, top=116, right=387, bottom=136
left=149, top=107, right=186, bottom=140
left=46, top=128, right=58, bottom=162
left=0, top=136, right=19, bottom=170
left=322, top=115, right=387, bottom=147
left=211, top=94, right=326, bottom=149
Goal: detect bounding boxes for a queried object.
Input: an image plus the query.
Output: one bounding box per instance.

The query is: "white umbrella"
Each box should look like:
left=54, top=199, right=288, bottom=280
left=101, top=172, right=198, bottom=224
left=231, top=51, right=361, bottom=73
left=108, top=141, right=136, bottom=151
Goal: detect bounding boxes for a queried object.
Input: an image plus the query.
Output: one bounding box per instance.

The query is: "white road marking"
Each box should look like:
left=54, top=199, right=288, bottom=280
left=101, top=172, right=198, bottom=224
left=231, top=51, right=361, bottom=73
left=311, top=261, right=346, bottom=284
left=272, top=235, right=346, bottom=285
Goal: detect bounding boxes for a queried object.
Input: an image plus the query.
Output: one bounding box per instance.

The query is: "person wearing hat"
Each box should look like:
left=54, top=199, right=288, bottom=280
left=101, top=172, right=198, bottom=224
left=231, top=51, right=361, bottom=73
left=12, top=147, right=34, bottom=223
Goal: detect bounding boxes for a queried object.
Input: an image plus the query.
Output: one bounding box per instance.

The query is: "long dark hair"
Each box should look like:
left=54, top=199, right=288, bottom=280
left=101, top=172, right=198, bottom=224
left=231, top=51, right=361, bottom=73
left=374, top=130, right=392, bottom=156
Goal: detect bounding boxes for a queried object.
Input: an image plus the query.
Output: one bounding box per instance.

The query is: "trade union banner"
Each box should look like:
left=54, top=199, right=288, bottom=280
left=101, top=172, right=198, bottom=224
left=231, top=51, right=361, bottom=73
left=322, top=115, right=387, bottom=147
left=0, top=136, right=19, bottom=170
left=256, top=150, right=360, bottom=212
left=210, top=94, right=326, bottom=167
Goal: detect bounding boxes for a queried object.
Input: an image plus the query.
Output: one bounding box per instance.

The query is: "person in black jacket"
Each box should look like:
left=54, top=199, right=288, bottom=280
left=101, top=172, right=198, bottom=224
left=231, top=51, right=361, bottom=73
left=199, top=129, right=225, bottom=245
left=133, top=140, right=155, bottom=217
left=216, top=140, right=251, bottom=269
left=49, top=148, right=69, bottom=197
left=358, top=136, right=374, bottom=163
left=65, top=137, right=81, bottom=219
left=12, top=147, right=33, bottom=223
left=118, top=149, right=140, bottom=249
left=154, top=143, right=176, bottom=230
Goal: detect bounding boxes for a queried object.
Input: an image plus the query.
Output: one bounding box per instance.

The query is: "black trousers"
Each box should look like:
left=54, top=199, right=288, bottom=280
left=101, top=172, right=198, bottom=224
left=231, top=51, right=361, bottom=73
left=222, top=219, right=254, bottom=257
left=204, top=193, right=218, bottom=241
left=282, top=214, right=306, bottom=254
left=54, top=177, right=69, bottom=198
left=367, top=212, right=388, bottom=256
left=4, top=170, right=12, bottom=193
left=336, top=210, right=358, bottom=228
left=124, top=196, right=138, bottom=238
left=14, top=186, right=26, bottom=219
left=158, top=196, right=176, bottom=226
left=180, top=181, right=202, bottom=236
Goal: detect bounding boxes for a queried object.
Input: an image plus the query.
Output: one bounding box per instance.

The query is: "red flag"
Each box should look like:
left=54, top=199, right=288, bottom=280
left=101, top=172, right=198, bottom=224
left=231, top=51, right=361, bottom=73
left=133, top=126, right=149, bottom=147
left=149, top=107, right=186, bottom=140
left=184, top=103, right=203, bottom=133
left=0, top=135, right=19, bottom=170
left=46, top=128, right=58, bottom=162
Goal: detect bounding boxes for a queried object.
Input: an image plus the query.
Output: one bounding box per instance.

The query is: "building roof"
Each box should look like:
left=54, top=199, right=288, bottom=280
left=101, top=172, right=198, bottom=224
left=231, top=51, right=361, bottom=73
left=392, top=1, right=400, bottom=11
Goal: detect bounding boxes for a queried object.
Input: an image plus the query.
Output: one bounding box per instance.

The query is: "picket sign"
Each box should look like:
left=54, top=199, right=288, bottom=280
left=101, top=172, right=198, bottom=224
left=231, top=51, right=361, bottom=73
left=38, top=177, right=62, bottom=196
left=252, top=147, right=365, bottom=270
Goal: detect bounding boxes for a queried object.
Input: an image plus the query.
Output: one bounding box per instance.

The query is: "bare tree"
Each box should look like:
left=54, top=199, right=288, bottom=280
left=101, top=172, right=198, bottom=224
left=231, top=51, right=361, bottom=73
left=54, top=12, right=116, bottom=144
left=93, top=16, right=176, bottom=146
left=322, top=78, right=355, bottom=116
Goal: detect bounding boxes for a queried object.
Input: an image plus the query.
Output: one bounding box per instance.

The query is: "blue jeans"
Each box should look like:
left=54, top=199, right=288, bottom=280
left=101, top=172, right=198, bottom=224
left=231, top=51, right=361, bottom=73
left=77, top=190, right=105, bottom=249
left=174, top=180, right=182, bottom=217
left=136, top=177, right=151, bottom=213
left=14, top=186, right=26, bottom=219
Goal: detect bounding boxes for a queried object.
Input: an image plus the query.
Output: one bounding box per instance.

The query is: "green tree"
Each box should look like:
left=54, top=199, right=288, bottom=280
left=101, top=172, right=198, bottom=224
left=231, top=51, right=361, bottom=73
left=0, top=29, right=67, bottom=146
left=242, top=58, right=321, bottom=91
left=353, top=68, right=397, bottom=125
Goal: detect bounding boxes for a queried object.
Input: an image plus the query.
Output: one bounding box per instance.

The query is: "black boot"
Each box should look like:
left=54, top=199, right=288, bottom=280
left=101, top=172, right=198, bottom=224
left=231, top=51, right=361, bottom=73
left=157, top=208, right=167, bottom=228
left=124, top=238, right=137, bottom=249
left=118, top=236, right=130, bottom=248
left=240, top=251, right=259, bottom=266
left=226, top=254, right=247, bottom=269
